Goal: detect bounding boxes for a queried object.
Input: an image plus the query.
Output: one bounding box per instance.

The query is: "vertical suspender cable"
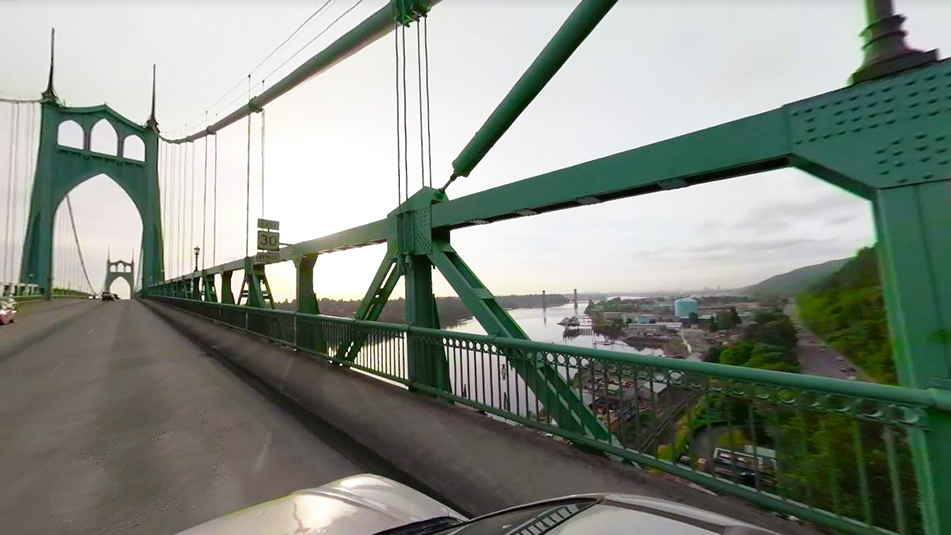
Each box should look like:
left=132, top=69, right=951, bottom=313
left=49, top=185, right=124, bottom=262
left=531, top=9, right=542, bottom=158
left=245, top=76, right=251, bottom=258
left=171, top=142, right=176, bottom=278
left=167, top=143, right=173, bottom=278
left=3, top=104, right=19, bottom=282
left=401, top=23, right=409, bottom=199
left=416, top=21, right=425, bottom=189
left=182, top=142, right=188, bottom=275
left=423, top=16, right=433, bottom=187
left=174, top=142, right=180, bottom=277
left=190, top=140, right=195, bottom=266
left=17, top=104, right=36, bottom=281
left=394, top=20, right=401, bottom=205
left=202, top=115, right=208, bottom=270
left=172, top=142, right=179, bottom=278
left=9, top=104, right=22, bottom=282
left=180, top=141, right=186, bottom=276
left=162, top=142, right=169, bottom=276
left=261, top=96, right=266, bottom=218
left=176, top=142, right=180, bottom=277
left=186, top=142, right=190, bottom=272
left=213, top=133, right=218, bottom=266
left=65, top=195, right=95, bottom=295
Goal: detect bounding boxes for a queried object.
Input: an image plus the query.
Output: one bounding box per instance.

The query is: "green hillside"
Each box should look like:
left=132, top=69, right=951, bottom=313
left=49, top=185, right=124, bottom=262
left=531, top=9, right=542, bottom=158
left=796, top=247, right=895, bottom=383
left=745, top=258, right=850, bottom=296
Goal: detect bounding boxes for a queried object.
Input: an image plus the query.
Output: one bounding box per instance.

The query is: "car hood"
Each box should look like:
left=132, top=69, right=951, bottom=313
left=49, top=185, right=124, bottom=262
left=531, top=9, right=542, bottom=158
left=176, top=474, right=464, bottom=535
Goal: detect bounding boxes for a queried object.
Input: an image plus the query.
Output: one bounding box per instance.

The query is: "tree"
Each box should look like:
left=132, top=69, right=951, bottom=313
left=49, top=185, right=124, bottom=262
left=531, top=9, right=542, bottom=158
left=730, top=306, right=741, bottom=325
left=688, top=311, right=699, bottom=325
left=718, top=313, right=733, bottom=330
left=709, top=314, right=719, bottom=332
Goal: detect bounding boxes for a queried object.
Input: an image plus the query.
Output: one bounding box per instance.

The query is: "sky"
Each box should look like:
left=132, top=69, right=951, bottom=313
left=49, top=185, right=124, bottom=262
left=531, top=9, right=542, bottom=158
left=0, top=0, right=949, bottom=300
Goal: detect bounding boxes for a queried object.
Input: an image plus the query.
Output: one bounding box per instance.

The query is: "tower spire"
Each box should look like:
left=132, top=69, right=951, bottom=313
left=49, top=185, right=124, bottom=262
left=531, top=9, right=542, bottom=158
left=851, top=0, right=937, bottom=84
left=146, top=64, right=159, bottom=131
left=41, top=28, right=58, bottom=103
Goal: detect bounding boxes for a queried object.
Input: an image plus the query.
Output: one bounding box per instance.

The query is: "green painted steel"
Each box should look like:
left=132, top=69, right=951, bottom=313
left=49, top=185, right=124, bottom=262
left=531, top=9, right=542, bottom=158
left=103, top=257, right=134, bottom=295
left=142, top=57, right=951, bottom=535
left=148, top=294, right=950, bottom=535
left=130, top=1, right=951, bottom=532
left=450, top=0, right=619, bottom=181
left=293, top=253, right=326, bottom=354
left=2, top=283, right=89, bottom=302
left=201, top=272, right=217, bottom=302
left=427, top=240, right=610, bottom=440
left=21, top=98, right=164, bottom=293
left=220, top=270, right=235, bottom=305
left=237, top=260, right=275, bottom=309
left=1, top=283, right=43, bottom=298
left=166, top=0, right=443, bottom=145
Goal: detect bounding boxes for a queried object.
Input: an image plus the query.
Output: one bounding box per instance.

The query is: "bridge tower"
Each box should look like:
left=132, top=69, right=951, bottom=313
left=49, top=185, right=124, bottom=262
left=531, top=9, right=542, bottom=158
left=103, top=252, right=135, bottom=296
left=19, top=31, right=164, bottom=295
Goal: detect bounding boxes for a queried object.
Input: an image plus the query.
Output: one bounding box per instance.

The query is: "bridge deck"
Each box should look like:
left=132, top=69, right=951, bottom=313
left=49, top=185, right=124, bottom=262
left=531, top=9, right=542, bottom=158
left=0, top=299, right=817, bottom=535
left=0, top=300, right=381, bottom=534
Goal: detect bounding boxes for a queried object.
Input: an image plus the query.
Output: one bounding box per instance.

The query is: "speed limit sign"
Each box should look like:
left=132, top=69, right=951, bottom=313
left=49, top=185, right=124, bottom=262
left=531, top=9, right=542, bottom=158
left=257, top=230, right=279, bottom=251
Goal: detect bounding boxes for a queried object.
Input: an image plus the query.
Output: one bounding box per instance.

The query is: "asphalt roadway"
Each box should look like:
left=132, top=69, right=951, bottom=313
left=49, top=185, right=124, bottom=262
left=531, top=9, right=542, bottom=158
left=0, top=299, right=822, bottom=535
left=784, top=303, right=870, bottom=382
left=0, top=299, right=384, bottom=534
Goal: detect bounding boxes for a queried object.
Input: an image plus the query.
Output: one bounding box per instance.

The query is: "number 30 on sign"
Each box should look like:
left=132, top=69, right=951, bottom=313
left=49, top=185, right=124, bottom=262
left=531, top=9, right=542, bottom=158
left=257, top=230, right=279, bottom=251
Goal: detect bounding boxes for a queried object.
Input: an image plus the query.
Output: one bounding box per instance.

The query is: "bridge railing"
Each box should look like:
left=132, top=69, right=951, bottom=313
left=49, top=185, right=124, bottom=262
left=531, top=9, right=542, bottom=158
left=1, top=283, right=92, bottom=302
left=148, top=294, right=944, bottom=535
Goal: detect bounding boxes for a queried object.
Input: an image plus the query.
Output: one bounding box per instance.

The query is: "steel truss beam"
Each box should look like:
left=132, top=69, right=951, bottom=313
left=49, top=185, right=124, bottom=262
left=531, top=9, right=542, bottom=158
left=141, top=3, right=951, bottom=531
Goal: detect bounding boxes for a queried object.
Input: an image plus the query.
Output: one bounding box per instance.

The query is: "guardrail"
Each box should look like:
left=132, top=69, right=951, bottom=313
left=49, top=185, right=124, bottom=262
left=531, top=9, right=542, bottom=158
left=1, top=283, right=92, bottom=302
left=1, top=283, right=43, bottom=300
left=148, top=295, right=944, bottom=535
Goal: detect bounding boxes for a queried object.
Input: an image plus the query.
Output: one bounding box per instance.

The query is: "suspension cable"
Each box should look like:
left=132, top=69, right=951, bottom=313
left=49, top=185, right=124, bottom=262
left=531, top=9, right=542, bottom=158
left=190, top=139, right=195, bottom=269
left=174, top=142, right=180, bottom=277
left=245, top=76, right=252, bottom=259
left=416, top=21, right=425, bottom=189
left=401, top=22, right=409, bottom=200
left=176, top=0, right=336, bottom=132
left=65, top=195, right=95, bottom=295
left=394, top=20, right=402, bottom=205
left=0, top=96, right=41, bottom=104
left=423, top=16, right=433, bottom=187
left=261, top=104, right=266, bottom=218
left=171, top=142, right=178, bottom=278
left=202, top=114, right=208, bottom=270
left=262, top=0, right=363, bottom=86
left=213, top=133, right=218, bottom=266
left=17, top=104, right=37, bottom=282
left=165, top=142, right=172, bottom=277
left=3, top=104, right=19, bottom=282
left=179, top=141, right=186, bottom=276
left=161, top=141, right=169, bottom=276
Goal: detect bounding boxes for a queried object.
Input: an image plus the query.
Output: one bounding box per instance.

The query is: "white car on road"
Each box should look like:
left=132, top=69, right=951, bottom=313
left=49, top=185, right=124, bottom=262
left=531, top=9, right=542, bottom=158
left=177, top=474, right=778, bottom=535
left=0, top=298, right=16, bottom=325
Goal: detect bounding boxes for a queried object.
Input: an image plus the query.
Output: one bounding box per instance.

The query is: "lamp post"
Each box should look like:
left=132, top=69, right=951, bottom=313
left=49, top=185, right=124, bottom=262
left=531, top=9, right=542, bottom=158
left=193, top=246, right=200, bottom=272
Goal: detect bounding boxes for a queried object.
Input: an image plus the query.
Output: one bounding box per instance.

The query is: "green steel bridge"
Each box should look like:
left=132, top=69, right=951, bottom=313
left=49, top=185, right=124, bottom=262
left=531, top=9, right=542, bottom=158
left=1, top=1, right=949, bottom=534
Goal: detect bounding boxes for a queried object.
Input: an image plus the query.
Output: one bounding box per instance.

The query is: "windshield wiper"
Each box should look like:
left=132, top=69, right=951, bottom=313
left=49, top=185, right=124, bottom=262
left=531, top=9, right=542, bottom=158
left=375, top=516, right=463, bottom=535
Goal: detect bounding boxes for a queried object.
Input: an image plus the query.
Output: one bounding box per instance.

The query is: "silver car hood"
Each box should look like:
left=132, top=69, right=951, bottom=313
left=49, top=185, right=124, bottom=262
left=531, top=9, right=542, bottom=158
left=176, top=474, right=464, bottom=535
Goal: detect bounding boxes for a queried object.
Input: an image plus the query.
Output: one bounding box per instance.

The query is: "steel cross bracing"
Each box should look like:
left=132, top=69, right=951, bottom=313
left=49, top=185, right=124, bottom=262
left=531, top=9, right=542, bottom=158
left=98, top=0, right=948, bottom=532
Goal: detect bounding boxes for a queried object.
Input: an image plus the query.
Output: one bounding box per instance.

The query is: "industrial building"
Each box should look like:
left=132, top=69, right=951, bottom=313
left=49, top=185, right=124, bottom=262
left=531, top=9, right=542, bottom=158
left=673, top=297, right=699, bottom=317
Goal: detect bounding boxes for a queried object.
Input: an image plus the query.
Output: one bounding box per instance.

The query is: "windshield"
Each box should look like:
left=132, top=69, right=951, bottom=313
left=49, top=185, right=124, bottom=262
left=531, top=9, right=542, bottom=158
left=430, top=499, right=598, bottom=535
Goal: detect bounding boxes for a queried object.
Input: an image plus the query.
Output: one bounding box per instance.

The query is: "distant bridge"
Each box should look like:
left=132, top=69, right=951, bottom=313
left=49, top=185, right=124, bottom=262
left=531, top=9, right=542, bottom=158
left=1, top=1, right=949, bottom=534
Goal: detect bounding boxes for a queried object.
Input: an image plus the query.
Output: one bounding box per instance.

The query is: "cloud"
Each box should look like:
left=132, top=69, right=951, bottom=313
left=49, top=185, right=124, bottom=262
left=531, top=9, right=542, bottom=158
left=729, top=193, right=861, bottom=232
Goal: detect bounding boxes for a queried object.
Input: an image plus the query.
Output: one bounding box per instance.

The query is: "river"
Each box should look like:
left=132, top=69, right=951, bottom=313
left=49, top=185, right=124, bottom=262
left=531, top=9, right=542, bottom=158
left=446, top=300, right=665, bottom=357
